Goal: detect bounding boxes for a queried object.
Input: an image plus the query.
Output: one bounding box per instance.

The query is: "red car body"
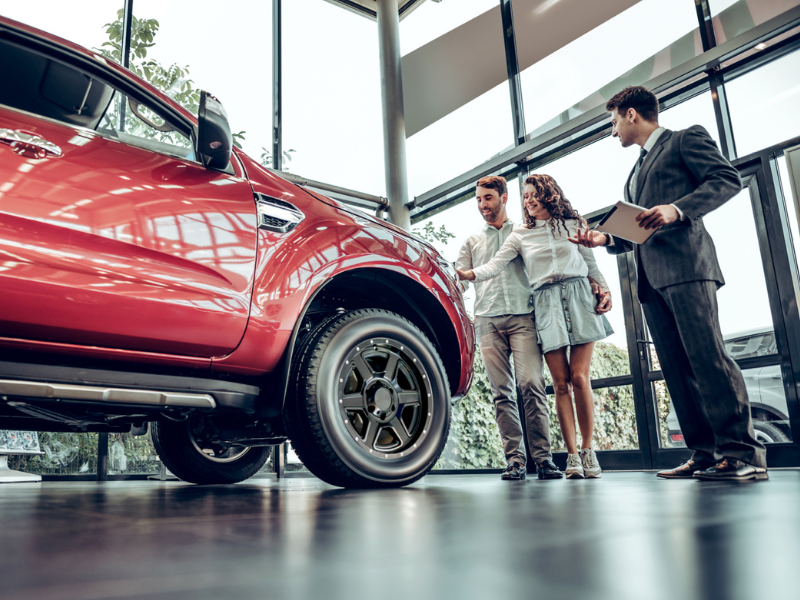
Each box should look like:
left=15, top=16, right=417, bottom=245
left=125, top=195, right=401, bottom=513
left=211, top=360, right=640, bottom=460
left=0, top=16, right=474, bottom=487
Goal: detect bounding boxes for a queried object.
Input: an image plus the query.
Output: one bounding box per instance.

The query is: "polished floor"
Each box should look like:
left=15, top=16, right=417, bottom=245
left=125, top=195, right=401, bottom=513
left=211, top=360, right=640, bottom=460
left=1, top=471, right=798, bottom=600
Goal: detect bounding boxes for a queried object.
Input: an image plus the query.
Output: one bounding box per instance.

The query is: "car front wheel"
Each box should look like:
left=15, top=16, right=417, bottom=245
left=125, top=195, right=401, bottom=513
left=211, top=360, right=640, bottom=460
left=285, top=309, right=451, bottom=488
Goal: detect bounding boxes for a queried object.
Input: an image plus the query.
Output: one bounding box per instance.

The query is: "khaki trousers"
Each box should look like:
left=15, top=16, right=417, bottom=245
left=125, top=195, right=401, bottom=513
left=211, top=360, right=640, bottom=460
left=475, top=314, right=551, bottom=466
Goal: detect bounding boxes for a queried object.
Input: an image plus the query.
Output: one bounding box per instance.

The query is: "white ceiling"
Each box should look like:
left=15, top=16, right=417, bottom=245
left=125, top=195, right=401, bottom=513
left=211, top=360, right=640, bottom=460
left=322, top=0, right=433, bottom=21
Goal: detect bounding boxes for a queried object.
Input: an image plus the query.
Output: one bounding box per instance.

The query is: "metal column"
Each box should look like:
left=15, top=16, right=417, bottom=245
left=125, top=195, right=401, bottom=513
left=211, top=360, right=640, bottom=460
left=97, top=433, right=109, bottom=481
left=272, top=0, right=283, bottom=171
left=500, top=0, right=526, bottom=148
left=695, top=0, right=737, bottom=160
left=376, top=0, right=411, bottom=230
left=499, top=0, right=529, bottom=203
left=117, top=0, right=134, bottom=132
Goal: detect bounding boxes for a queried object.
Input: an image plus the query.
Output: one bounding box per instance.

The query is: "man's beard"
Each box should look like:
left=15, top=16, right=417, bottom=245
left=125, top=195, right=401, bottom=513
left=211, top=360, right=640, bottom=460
left=481, top=208, right=500, bottom=222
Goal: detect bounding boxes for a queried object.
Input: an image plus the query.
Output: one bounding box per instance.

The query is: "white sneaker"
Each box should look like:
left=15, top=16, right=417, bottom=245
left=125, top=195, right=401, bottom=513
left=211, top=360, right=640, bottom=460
left=580, top=448, right=602, bottom=478
left=565, top=453, right=584, bottom=479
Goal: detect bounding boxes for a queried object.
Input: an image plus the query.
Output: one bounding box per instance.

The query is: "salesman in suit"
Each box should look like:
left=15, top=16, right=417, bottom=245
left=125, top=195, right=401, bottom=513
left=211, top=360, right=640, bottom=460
left=570, top=86, right=767, bottom=481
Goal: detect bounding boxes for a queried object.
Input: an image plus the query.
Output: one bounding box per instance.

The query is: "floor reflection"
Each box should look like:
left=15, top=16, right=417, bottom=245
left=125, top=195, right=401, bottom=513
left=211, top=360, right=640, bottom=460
left=1, top=472, right=798, bottom=600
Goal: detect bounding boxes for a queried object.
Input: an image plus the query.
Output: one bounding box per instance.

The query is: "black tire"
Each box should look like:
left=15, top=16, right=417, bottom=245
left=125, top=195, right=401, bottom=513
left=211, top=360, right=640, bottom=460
left=151, top=417, right=270, bottom=484
left=753, top=420, right=790, bottom=444
left=285, top=308, right=451, bottom=488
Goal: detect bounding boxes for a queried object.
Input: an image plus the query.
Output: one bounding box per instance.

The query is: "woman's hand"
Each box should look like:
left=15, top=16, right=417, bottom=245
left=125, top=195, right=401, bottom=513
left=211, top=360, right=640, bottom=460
left=457, top=269, right=476, bottom=281
left=569, top=228, right=607, bottom=248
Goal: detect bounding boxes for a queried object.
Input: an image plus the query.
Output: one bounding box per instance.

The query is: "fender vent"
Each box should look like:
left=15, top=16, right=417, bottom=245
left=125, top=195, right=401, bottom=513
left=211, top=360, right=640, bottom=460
left=255, top=194, right=305, bottom=233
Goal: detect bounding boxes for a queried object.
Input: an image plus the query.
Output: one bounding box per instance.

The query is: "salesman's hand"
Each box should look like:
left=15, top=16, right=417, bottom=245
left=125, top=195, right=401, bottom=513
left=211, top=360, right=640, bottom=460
left=589, top=280, right=612, bottom=314
left=596, top=291, right=612, bottom=314
left=569, top=228, right=608, bottom=248
left=636, top=205, right=679, bottom=230
left=457, top=269, right=475, bottom=281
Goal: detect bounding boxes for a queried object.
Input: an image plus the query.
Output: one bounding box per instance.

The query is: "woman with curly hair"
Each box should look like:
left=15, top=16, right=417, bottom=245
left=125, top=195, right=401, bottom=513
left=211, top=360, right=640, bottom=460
left=458, top=174, right=613, bottom=479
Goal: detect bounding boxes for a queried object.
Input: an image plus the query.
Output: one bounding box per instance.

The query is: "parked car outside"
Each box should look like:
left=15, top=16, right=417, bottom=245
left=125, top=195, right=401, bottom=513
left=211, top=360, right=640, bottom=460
left=665, top=327, right=791, bottom=446
left=0, top=17, right=474, bottom=488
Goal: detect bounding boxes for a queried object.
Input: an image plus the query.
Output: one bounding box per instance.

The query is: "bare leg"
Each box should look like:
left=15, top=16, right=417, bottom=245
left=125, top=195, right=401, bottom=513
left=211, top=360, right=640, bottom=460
left=568, top=342, right=596, bottom=449
left=544, top=347, right=577, bottom=455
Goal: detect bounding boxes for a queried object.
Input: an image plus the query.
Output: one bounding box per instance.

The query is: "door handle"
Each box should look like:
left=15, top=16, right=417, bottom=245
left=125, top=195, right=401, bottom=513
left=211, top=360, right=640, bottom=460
left=0, top=128, right=63, bottom=159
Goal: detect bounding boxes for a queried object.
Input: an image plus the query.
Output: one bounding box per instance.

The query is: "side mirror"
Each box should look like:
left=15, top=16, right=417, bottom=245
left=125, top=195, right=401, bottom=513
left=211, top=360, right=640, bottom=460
left=197, top=90, right=232, bottom=170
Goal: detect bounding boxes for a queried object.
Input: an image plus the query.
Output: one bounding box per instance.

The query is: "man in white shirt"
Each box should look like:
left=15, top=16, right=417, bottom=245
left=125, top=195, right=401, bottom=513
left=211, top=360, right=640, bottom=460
left=456, top=176, right=561, bottom=480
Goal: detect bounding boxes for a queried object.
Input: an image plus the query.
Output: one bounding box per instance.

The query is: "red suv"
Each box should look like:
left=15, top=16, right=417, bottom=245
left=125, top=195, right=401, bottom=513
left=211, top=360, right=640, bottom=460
left=0, top=17, right=474, bottom=488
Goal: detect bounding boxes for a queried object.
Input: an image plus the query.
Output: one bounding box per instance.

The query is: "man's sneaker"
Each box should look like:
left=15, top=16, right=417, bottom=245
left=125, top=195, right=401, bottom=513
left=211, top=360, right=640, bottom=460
left=501, top=462, right=527, bottom=480
left=580, top=448, right=602, bottom=478
left=565, top=453, right=584, bottom=479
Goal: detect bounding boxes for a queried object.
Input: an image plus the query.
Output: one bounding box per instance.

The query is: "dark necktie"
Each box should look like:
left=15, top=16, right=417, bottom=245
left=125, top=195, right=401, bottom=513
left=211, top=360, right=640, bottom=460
left=629, top=147, right=647, bottom=203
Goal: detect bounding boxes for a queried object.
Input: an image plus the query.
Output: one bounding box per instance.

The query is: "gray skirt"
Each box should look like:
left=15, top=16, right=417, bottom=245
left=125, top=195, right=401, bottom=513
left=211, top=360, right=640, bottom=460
left=533, top=276, right=614, bottom=354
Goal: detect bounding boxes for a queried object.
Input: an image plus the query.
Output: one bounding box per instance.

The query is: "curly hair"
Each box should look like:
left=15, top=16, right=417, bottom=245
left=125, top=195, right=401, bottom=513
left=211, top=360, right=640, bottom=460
left=523, top=174, right=585, bottom=235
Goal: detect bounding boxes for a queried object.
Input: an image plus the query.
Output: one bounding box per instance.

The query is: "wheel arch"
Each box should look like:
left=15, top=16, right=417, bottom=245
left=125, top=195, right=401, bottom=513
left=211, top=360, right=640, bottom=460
left=264, top=267, right=466, bottom=418
left=751, top=403, right=789, bottom=422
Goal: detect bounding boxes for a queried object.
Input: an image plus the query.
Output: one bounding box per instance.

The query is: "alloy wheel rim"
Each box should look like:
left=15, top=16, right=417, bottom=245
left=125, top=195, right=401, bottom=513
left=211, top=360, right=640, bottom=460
left=755, top=430, right=776, bottom=444
left=336, top=337, right=433, bottom=459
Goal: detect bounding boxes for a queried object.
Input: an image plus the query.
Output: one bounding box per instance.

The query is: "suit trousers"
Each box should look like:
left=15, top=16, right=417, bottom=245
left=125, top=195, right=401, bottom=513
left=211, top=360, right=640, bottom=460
left=476, top=314, right=551, bottom=465
left=643, top=280, right=766, bottom=467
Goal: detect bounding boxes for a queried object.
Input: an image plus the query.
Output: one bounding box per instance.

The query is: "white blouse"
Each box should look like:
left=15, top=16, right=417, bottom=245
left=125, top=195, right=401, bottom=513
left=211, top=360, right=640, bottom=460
left=472, top=219, right=609, bottom=292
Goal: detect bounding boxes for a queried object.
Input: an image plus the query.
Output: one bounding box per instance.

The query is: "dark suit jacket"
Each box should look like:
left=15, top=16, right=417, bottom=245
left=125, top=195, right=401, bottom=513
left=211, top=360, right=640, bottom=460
left=607, top=125, right=742, bottom=296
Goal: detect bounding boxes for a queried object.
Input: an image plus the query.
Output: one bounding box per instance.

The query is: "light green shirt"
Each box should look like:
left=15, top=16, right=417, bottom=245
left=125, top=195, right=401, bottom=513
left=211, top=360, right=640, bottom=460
left=456, top=220, right=532, bottom=317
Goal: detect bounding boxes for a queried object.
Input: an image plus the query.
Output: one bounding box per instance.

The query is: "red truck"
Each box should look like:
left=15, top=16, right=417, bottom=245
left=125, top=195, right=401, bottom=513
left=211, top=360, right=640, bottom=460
left=0, top=17, right=474, bottom=488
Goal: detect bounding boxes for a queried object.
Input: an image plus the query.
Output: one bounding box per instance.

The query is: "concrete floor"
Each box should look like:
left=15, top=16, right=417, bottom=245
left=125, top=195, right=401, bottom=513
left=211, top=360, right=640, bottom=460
left=1, top=472, right=798, bottom=600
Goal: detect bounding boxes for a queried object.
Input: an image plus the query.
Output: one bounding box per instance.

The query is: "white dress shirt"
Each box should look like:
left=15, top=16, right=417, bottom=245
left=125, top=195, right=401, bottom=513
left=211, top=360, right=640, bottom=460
left=472, top=221, right=609, bottom=292
left=640, top=127, right=685, bottom=220
left=456, top=220, right=533, bottom=317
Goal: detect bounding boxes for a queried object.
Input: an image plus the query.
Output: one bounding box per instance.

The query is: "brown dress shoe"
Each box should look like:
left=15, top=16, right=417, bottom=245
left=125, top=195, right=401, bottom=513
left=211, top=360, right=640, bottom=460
left=656, top=459, right=711, bottom=479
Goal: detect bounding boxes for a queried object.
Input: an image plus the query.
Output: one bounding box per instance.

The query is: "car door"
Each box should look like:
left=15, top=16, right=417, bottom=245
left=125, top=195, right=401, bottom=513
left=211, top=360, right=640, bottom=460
left=0, top=41, right=257, bottom=358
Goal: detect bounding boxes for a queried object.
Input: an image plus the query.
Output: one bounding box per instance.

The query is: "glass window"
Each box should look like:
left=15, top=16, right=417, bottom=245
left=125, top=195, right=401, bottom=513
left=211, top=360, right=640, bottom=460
left=0, top=0, right=122, bottom=50
left=653, top=188, right=793, bottom=446
left=108, top=432, right=160, bottom=476
left=258, top=442, right=309, bottom=475
left=126, top=1, right=272, bottom=164
left=407, top=86, right=514, bottom=199
left=401, top=2, right=513, bottom=198
left=710, top=0, right=800, bottom=43
left=436, top=345, right=506, bottom=469
left=726, top=48, right=800, bottom=156
left=281, top=0, right=383, bottom=194
left=99, top=91, right=195, bottom=160
left=516, top=0, right=700, bottom=140
left=547, top=385, right=639, bottom=452
left=778, top=155, right=800, bottom=276
left=657, top=364, right=793, bottom=448
left=658, top=92, right=720, bottom=142
left=8, top=432, right=99, bottom=475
